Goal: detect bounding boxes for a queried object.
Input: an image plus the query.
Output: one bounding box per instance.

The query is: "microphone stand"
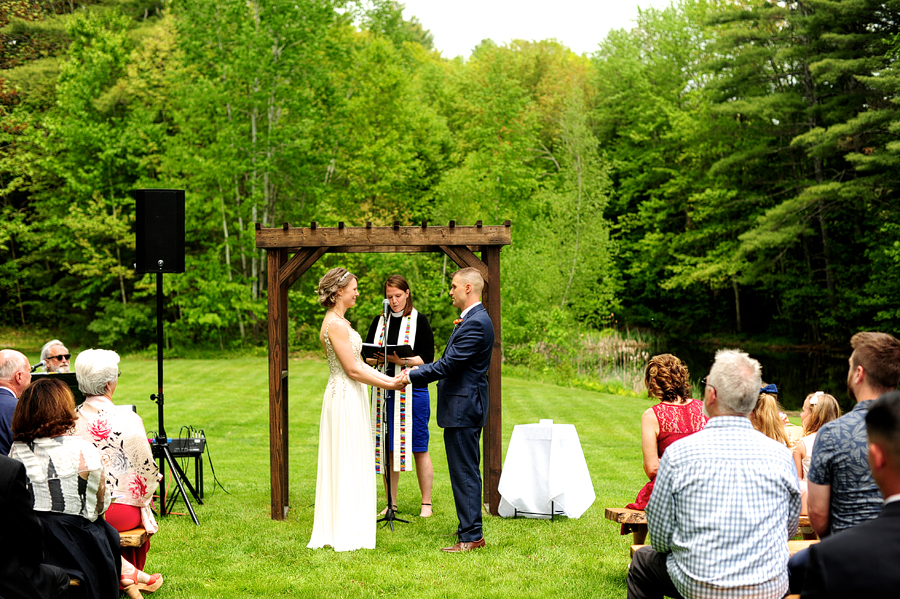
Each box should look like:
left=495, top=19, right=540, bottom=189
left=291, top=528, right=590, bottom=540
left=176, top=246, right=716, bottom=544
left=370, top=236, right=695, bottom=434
left=375, top=299, right=408, bottom=531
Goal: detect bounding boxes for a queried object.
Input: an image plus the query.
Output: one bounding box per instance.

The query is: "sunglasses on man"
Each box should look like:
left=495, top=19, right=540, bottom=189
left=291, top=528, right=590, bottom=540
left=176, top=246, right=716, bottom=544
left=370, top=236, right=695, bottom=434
left=47, top=354, right=71, bottom=361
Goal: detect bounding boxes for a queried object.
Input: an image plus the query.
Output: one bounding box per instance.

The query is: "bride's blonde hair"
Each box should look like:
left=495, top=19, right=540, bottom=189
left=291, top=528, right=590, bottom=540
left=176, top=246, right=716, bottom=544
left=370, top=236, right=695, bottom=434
left=317, top=268, right=356, bottom=308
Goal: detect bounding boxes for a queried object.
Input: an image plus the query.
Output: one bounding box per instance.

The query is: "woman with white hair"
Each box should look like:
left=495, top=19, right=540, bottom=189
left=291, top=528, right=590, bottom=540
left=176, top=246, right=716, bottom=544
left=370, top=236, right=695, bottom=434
left=73, top=349, right=162, bottom=592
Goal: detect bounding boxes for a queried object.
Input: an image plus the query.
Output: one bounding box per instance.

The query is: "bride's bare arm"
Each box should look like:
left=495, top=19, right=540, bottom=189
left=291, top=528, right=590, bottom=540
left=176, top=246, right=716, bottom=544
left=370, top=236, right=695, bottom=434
left=328, top=319, right=402, bottom=389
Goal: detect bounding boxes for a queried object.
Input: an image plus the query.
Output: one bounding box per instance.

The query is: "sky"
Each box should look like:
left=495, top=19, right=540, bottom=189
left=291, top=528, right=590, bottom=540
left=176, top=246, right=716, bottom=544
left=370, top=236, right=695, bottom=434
left=399, top=0, right=674, bottom=59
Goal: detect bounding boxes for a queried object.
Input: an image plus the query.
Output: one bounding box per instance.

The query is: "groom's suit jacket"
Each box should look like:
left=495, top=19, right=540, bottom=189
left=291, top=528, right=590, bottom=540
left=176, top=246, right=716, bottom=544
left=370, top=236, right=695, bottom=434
left=408, top=303, right=494, bottom=429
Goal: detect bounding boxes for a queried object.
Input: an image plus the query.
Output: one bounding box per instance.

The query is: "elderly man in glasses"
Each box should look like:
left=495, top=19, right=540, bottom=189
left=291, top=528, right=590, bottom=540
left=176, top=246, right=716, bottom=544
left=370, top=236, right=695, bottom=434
left=40, top=339, right=70, bottom=373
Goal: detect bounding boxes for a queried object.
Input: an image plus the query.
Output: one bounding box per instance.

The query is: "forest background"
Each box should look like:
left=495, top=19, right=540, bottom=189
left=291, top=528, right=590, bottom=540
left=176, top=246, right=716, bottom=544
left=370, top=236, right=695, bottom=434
left=1, top=0, right=899, bottom=378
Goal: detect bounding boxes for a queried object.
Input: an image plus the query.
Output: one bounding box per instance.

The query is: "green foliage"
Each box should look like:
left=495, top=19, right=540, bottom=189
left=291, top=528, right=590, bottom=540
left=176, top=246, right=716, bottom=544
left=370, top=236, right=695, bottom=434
left=86, top=296, right=154, bottom=350
left=1, top=0, right=898, bottom=354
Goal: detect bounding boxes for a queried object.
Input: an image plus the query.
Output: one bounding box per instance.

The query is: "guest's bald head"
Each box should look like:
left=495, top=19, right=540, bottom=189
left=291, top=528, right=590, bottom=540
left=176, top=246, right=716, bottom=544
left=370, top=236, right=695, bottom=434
left=0, top=349, right=31, bottom=396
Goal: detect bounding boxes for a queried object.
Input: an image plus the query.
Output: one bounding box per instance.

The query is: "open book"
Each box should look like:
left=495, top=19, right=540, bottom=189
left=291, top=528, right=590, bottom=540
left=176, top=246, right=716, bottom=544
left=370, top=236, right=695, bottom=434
left=360, top=343, right=414, bottom=361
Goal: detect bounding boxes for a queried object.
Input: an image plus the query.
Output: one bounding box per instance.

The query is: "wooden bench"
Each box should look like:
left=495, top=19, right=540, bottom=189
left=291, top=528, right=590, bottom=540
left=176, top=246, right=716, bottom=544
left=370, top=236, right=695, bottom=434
left=629, top=539, right=818, bottom=559
left=119, top=527, right=149, bottom=548
left=787, top=539, right=818, bottom=555
left=605, top=507, right=649, bottom=543
left=606, top=507, right=811, bottom=530
left=605, top=507, right=809, bottom=555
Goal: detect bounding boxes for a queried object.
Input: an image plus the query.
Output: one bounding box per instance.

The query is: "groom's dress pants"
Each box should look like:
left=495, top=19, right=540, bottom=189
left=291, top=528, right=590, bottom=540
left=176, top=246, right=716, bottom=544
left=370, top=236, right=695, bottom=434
left=444, top=426, right=483, bottom=542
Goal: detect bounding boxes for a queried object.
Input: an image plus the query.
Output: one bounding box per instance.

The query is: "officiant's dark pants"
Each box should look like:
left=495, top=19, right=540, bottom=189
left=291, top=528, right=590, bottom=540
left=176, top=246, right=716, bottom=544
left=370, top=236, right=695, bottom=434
left=444, top=426, right=483, bottom=542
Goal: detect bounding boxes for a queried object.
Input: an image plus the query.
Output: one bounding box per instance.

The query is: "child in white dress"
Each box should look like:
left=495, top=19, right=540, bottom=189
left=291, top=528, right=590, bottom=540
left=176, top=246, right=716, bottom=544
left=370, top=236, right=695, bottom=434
left=793, top=391, right=841, bottom=521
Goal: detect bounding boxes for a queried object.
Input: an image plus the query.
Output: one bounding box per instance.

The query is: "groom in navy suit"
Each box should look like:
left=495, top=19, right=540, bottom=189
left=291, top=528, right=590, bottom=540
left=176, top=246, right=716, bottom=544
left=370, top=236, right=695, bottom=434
left=401, top=267, right=494, bottom=552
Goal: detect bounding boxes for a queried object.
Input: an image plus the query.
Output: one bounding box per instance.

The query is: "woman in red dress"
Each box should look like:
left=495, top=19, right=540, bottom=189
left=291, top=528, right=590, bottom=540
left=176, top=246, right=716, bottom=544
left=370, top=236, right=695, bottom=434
left=623, top=353, right=708, bottom=543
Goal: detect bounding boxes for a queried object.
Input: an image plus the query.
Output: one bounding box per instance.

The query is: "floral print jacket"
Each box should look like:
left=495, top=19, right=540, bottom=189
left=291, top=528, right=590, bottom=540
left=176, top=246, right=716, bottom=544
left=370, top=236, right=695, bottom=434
left=75, top=395, right=160, bottom=534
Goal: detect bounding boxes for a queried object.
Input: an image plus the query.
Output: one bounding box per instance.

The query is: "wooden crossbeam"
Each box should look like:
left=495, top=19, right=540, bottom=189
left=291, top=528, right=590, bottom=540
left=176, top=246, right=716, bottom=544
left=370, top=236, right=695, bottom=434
left=280, top=247, right=327, bottom=288
left=256, top=224, right=511, bottom=249
left=439, top=245, right=489, bottom=283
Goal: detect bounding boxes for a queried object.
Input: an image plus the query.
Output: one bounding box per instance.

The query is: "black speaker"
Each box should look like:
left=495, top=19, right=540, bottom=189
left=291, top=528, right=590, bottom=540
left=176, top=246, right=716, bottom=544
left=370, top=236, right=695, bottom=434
left=134, top=189, right=185, bottom=273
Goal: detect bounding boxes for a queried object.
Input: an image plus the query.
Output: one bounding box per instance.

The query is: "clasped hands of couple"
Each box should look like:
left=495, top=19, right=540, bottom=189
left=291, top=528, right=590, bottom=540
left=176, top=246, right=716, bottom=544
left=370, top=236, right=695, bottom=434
left=372, top=352, right=413, bottom=390
left=390, top=368, right=414, bottom=388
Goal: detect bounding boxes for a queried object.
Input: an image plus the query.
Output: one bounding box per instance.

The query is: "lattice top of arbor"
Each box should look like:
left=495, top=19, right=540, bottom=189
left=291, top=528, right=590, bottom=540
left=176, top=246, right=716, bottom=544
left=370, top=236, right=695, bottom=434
left=257, top=218, right=510, bottom=259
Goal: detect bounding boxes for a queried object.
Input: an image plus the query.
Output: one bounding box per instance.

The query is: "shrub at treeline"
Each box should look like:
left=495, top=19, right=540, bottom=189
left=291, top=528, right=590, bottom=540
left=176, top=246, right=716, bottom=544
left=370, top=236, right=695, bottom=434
left=1, top=0, right=898, bottom=356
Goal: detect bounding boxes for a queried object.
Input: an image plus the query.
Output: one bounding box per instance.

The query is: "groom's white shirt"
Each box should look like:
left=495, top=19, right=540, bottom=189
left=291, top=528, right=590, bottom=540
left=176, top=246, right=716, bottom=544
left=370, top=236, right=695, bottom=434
left=459, top=301, right=482, bottom=320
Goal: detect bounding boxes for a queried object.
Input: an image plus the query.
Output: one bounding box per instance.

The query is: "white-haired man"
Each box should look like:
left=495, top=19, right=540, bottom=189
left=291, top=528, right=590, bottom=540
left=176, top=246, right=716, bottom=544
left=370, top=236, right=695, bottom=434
left=0, top=349, right=32, bottom=455
left=40, top=339, right=70, bottom=373
left=627, top=349, right=801, bottom=599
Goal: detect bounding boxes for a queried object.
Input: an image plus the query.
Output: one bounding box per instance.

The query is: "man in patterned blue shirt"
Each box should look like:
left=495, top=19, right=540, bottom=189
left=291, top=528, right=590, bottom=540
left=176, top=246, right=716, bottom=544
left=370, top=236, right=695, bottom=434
left=627, top=349, right=801, bottom=599
left=788, top=331, right=900, bottom=592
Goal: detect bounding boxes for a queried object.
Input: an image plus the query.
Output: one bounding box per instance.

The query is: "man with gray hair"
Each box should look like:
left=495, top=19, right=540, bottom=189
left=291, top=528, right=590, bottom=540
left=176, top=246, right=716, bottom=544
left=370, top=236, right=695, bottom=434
left=39, top=339, right=70, bottom=373
left=627, top=349, right=801, bottom=599
left=0, top=349, right=32, bottom=455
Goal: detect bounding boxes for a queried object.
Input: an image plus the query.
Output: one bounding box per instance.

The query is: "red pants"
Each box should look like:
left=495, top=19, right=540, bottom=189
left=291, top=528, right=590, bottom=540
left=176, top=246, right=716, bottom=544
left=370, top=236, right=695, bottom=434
left=106, top=503, right=149, bottom=570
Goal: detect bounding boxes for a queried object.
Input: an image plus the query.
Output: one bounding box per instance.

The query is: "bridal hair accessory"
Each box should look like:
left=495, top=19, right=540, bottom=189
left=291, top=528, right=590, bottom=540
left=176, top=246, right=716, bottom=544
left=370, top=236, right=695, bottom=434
left=453, top=318, right=462, bottom=326
left=810, top=391, right=824, bottom=405
left=339, top=271, right=351, bottom=284
left=760, top=383, right=778, bottom=394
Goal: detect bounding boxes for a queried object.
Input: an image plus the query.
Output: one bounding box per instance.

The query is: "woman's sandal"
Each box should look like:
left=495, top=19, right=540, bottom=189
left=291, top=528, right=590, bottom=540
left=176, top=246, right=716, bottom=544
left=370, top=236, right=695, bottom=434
left=121, top=562, right=164, bottom=596
left=420, top=502, right=433, bottom=518
left=119, top=582, right=142, bottom=599
left=137, top=573, right=164, bottom=592
left=378, top=504, right=398, bottom=517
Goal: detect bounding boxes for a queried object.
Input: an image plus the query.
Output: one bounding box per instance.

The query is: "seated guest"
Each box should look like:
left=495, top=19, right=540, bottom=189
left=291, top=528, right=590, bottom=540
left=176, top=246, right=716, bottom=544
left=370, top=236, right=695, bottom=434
left=789, top=331, right=900, bottom=591
left=41, top=340, right=71, bottom=373
left=0, top=349, right=32, bottom=455
left=792, top=391, right=841, bottom=516
left=622, top=354, right=707, bottom=543
left=801, top=390, right=900, bottom=597
left=73, top=349, right=161, bottom=579
left=627, top=349, right=800, bottom=599
left=806, top=332, right=900, bottom=536
left=750, top=383, right=792, bottom=447
left=8, top=377, right=121, bottom=599
left=0, top=454, right=70, bottom=599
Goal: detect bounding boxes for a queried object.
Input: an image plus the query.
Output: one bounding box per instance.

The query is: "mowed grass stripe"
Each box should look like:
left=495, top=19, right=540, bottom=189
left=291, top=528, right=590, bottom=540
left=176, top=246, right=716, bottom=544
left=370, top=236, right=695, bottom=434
left=104, top=356, right=654, bottom=598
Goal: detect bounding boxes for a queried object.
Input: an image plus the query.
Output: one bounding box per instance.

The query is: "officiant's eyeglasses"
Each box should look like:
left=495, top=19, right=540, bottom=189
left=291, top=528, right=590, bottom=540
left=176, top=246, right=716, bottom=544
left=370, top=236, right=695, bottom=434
left=700, top=376, right=714, bottom=394
left=47, top=353, right=70, bottom=361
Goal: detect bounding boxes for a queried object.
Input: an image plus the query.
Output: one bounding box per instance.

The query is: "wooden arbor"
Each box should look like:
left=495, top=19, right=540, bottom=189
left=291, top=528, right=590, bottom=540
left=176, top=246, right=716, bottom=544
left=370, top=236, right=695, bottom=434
left=256, top=221, right=512, bottom=520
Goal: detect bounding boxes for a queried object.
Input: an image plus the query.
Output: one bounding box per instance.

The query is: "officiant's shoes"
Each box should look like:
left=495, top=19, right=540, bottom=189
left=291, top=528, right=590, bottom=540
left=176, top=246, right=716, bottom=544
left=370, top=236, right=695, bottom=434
left=441, top=537, right=485, bottom=553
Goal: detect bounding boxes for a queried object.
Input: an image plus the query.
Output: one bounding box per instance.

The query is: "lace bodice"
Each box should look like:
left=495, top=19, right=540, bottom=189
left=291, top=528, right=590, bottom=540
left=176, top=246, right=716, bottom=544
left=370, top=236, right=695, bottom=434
left=324, top=318, right=363, bottom=377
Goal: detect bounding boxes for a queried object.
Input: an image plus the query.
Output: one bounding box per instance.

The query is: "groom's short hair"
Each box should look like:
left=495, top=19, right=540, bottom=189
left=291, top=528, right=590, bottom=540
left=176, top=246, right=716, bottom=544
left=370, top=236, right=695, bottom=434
left=453, top=267, right=484, bottom=295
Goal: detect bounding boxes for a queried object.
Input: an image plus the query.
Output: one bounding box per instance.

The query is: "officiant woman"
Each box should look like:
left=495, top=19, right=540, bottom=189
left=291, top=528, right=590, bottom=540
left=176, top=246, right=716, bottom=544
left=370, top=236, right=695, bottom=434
left=365, top=274, right=436, bottom=517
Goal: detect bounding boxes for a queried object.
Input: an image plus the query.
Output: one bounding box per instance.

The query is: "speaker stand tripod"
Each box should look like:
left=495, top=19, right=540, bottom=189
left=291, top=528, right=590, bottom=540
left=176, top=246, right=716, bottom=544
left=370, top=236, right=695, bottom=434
left=150, top=270, right=202, bottom=525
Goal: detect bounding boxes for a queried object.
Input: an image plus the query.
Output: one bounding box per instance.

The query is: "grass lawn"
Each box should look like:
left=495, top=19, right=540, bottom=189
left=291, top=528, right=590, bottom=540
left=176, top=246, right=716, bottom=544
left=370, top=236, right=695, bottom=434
left=35, top=353, right=657, bottom=598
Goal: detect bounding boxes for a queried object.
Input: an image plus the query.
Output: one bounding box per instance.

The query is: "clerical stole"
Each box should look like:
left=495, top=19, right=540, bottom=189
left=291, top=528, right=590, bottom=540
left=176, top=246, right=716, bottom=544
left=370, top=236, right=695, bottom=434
left=371, top=309, right=418, bottom=473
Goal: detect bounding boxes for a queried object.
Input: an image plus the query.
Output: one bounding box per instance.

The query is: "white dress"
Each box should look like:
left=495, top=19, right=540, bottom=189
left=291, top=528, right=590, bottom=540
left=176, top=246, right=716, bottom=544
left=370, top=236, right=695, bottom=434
left=800, top=432, right=817, bottom=478
left=307, top=319, right=377, bottom=551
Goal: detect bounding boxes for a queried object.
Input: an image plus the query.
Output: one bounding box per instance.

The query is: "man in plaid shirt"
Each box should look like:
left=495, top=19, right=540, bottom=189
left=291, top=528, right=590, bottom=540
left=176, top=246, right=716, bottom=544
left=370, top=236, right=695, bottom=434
left=627, top=349, right=801, bottom=599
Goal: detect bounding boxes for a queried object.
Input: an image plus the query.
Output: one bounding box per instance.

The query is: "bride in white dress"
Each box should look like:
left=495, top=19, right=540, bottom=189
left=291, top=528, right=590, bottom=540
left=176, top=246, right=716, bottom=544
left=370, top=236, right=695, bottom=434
left=308, top=268, right=404, bottom=551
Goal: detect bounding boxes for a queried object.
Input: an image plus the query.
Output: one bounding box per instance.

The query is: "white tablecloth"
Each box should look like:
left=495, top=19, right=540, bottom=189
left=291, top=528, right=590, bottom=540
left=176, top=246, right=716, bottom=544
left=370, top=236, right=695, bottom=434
left=497, top=422, right=595, bottom=519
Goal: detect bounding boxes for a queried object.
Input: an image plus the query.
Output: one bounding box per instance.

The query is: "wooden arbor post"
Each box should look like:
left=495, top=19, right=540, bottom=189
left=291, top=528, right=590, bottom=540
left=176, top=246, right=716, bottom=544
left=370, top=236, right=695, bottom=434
left=256, top=221, right=512, bottom=520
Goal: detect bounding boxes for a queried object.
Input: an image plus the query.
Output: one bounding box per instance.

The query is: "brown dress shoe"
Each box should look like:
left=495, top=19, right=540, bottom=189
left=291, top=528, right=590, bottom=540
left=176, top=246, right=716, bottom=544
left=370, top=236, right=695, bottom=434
left=441, top=537, right=485, bottom=553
